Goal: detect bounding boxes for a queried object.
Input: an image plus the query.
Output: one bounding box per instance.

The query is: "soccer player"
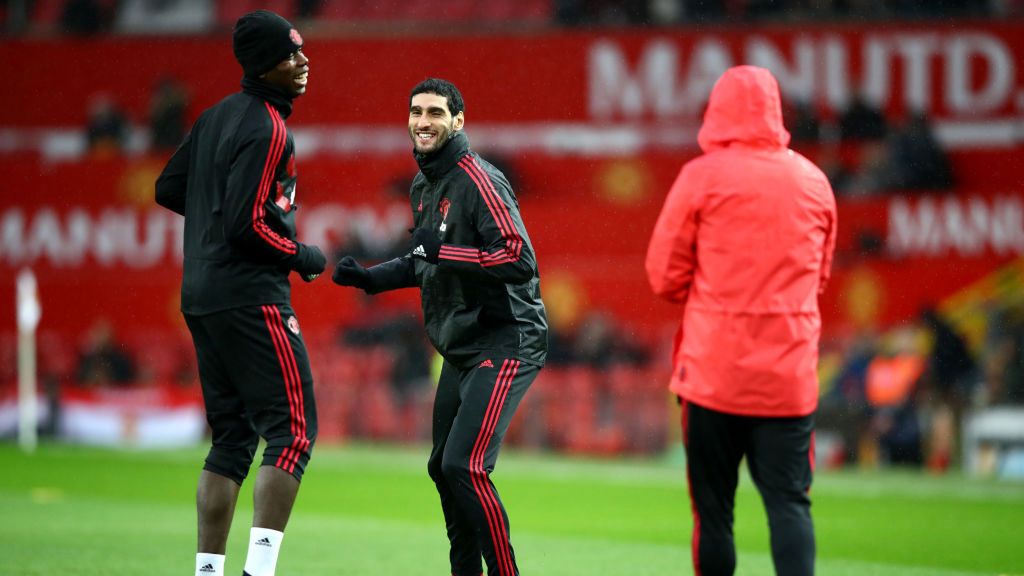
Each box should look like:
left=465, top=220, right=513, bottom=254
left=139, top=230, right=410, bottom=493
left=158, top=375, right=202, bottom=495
left=645, top=66, right=837, bottom=576
left=331, top=78, right=548, bottom=576
left=154, top=10, right=326, bottom=576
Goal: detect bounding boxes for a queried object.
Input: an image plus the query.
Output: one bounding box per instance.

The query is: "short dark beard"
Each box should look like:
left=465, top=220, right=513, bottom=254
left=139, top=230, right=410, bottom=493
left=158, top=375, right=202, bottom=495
left=417, top=124, right=457, bottom=155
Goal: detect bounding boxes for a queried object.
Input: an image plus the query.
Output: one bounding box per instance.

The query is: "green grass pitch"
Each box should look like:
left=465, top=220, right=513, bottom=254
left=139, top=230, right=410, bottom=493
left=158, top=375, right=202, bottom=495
left=2, top=442, right=1022, bottom=575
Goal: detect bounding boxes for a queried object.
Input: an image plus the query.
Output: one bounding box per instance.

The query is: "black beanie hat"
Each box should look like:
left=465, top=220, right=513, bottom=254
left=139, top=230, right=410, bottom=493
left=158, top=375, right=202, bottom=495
left=232, top=10, right=303, bottom=78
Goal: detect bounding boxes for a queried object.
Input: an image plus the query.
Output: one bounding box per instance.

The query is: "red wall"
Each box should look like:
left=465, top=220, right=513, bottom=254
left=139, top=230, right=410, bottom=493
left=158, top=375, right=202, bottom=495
left=6, top=21, right=1024, bottom=128
left=3, top=149, right=1023, bottom=344
left=4, top=23, right=1024, bottom=344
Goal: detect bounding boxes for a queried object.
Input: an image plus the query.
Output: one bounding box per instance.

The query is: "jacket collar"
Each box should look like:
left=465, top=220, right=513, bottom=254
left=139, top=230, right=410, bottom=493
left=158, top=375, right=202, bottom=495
left=241, top=77, right=294, bottom=119
left=415, top=131, right=470, bottom=182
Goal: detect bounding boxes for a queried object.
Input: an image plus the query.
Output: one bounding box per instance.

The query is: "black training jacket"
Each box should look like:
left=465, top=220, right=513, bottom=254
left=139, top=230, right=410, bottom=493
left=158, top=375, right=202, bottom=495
left=155, top=78, right=315, bottom=315
left=366, top=132, right=548, bottom=369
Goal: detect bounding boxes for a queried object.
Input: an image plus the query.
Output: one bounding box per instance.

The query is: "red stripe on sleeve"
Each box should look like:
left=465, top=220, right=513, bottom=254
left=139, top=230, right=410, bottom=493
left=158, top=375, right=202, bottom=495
left=439, top=245, right=483, bottom=264
left=457, top=157, right=523, bottom=266
left=465, top=157, right=522, bottom=259
left=252, top=104, right=297, bottom=255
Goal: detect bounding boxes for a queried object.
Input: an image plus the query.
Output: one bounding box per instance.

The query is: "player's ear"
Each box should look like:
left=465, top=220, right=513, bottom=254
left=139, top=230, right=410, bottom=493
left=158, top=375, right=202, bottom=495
left=453, top=111, right=465, bottom=131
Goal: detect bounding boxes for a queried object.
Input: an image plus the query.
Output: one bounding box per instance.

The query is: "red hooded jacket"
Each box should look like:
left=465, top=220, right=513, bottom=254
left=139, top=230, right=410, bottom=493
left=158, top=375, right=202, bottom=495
left=645, top=66, right=837, bottom=417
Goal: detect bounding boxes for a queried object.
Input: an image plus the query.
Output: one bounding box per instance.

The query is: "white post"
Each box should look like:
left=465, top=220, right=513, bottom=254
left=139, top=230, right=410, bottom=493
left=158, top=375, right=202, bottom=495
left=16, top=268, right=41, bottom=453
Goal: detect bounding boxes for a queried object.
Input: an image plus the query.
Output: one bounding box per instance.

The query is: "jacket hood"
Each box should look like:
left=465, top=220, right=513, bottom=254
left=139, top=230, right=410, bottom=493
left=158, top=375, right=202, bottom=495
left=697, top=66, right=790, bottom=153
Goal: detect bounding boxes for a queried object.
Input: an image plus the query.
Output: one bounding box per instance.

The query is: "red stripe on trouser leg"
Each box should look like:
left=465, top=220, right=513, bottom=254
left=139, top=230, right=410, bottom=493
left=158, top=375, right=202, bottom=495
left=468, top=360, right=513, bottom=575
left=262, top=305, right=299, bottom=438
left=262, top=305, right=299, bottom=470
left=269, top=306, right=309, bottom=472
left=681, top=400, right=702, bottom=576
left=468, top=359, right=519, bottom=576
left=270, top=313, right=305, bottom=471
left=807, top=430, right=816, bottom=495
left=479, top=361, right=517, bottom=576
left=269, top=306, right=307, bottom=430
left=482, top=361, right=517, bottom=576
left=261, top=305, right=307, bottom=473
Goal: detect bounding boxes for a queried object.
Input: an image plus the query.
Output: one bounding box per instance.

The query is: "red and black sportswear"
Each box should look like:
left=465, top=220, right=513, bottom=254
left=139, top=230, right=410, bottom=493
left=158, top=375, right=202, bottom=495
left=155, top=77, right=318, bottom=315
left=363, top=132, right=548, bottom=369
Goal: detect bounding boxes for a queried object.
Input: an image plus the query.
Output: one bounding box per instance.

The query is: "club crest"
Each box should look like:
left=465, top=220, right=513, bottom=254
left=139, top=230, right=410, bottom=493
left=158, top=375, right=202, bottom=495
left=439, top=198, right=451, bottom=232
left=287, top=315, right=300, bottom=335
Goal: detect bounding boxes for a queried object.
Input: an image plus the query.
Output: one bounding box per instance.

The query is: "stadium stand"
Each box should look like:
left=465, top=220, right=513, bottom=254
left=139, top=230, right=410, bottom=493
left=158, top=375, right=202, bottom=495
left=3, top=1, right=1023, bottom=473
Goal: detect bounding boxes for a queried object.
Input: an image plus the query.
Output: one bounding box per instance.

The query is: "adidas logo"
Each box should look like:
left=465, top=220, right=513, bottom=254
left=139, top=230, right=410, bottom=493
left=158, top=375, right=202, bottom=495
left=255, top=537, right=272, bottom=547
left=479, top=359, right=494, bottom=368
left=199, top=564, right=215, bottom=573
left=413, top=245, right=427, bottom=258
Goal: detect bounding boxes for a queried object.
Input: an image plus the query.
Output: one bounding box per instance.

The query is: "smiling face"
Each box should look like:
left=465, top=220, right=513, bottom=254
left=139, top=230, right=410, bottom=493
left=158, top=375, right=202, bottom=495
left=261, top=49, right=309, bottom=97
left=408, top=92, right=464, bottom=154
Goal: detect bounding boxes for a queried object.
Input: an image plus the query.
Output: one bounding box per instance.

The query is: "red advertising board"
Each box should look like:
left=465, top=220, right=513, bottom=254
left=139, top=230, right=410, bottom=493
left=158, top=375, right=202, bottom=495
left=3, top=22, right=1024, bottom=345
left=4, top=21, right=1024, bottom=137
left=2, top=151, right=1022, bottom=343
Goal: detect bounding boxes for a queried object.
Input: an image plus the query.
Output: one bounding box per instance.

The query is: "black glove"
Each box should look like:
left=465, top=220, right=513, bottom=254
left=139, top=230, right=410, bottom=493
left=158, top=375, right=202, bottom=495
left=410, top=227, right=441, bottom=264
left=293, top=244, right=326, bottom=282
left=332, top=256, right=373, bottom=290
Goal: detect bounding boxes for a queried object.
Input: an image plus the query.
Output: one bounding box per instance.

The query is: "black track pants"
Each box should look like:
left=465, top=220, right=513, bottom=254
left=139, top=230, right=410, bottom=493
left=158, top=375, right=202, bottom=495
left=185, top=304, right=317, bottom=483
left=427, top=358, right=539, bottom=576
left=681, top=399, right=815, bottom=576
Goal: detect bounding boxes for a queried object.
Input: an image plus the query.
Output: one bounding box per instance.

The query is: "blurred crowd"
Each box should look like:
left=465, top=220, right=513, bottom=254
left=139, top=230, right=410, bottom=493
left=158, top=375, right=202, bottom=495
left=25, top=81, right=988, bottom=466
left=5, top=0, right=1021, bottom=471
left=784, top=97, right=955, bottom=198
left=85, top=80, right=957, bottom=202
left=3, top=0, right=1020, bottom=36
left=817, top=298, right=1024, bottom=472
left=0, top=306, right=671, bottom=455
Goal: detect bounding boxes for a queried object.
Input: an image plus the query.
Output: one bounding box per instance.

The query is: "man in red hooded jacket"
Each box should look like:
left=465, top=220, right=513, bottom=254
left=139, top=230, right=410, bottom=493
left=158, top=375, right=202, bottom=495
left=646, top=65, right=837, bottom=576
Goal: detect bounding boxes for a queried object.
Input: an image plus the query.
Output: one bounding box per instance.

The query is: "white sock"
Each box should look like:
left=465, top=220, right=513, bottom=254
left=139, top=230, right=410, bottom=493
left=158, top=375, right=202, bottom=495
left=195, top=553, right=225, bottom=576
left=243, top=527, right=284, bottom=576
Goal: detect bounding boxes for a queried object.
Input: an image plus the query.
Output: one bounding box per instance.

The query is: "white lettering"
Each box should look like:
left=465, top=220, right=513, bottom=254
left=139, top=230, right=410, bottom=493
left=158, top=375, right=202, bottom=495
left=588, top=39, right=680, bottom=118
left=861, top=36, right=891, bottom=107
left=823, top=36, right=851, bottom=110
left=586, top=31, right=1016, bottom=119
left=946, top=34, right=1014, bottom=114
left=888, top=196, right=1024, bottom=257
left=124, top=210, right=168, bottom=268
left=890, top=198, right=941, bottom=256
left=65, top=209, right=91, bottom=266
left=682, top=39, right=732, bottom=114
left=93, top=208, right=131, bottom=266
left=943, top=196, right=985, bottom=256
left=894, top=35, right=941, bottom=113
left=0, top=209, right=25, bottom=266
left=0, top=208, right=185, bottom=268
left=989, top=196, right=1024, bottom=255
left=29, top=209, right=68, bottom=264
left=747, top=36, right=816, bottom=102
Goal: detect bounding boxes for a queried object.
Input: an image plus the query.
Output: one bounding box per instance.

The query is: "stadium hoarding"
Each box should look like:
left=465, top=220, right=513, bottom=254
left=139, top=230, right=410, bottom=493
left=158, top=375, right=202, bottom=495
left=3, top=21, right=1024, bottom=154
left=1, top=153, right=1021, bottom=342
